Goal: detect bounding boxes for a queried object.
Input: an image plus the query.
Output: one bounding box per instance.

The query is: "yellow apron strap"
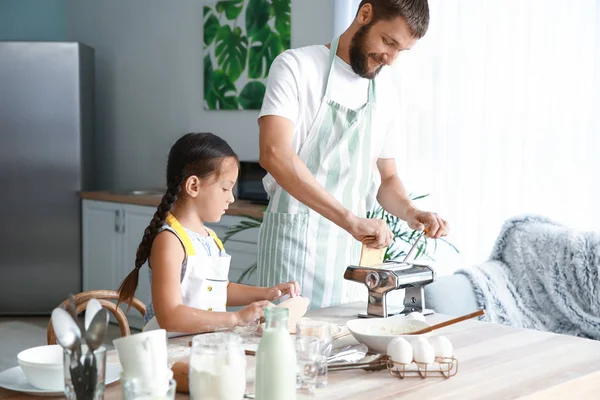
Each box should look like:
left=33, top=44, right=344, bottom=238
left=207, top=229, right=225, bottom=252
left=165, top=213, right=196, bottom=256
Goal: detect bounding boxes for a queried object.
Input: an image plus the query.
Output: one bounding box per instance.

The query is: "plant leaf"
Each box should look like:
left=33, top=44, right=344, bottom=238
left=204, top=55, right=216, bottom=109
left=237, top=263, right=257, bottom=283
left=203, top=8, right=220, bottom=46
left=439, top=238, right=460, bottom=253
left=215, top=25, right=248, bottom=83
left=271, top=0, right=291, bottom=48
left=206, top=70, right=238, bottom=110
left=239, top=81, right=266, bottom=109
left=248, top=26, right=282, bottom=79
left=246, top=0, right=271, bottom=39
left=216, top=0, right=244, bottom=20
left=222, top=215, right=264, bottom=242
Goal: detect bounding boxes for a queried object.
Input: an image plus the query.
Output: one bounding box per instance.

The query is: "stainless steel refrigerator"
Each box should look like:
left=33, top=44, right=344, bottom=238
left=0, top=42, right=95, bottom=314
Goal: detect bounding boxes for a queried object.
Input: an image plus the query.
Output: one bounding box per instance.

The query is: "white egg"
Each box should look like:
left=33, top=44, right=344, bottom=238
left=386, top=337, right=413, bottom=369
left=406, top=312, right=426, bottom=322
left=429, top=335, right=453, bottom=359
left=411, top=339, right=435, bottom=366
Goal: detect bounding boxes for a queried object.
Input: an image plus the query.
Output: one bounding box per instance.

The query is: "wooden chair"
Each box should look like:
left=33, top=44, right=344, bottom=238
left=47, top=290, right=146, bottom=345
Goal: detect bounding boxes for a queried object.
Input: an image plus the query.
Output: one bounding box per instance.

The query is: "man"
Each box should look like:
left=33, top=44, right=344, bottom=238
left=256, top=0, right=449, bottom=309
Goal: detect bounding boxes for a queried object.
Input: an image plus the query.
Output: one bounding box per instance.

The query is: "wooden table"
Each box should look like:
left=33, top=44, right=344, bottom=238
left=2, top=302, right=600, bottom=399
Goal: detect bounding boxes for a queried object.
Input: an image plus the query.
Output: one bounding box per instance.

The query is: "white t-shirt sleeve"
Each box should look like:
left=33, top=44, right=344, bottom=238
left=259, top=51, right=300, bottom=124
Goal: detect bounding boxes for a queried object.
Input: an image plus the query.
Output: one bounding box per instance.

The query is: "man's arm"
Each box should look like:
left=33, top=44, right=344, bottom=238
left=259, top=115, right=391, bottom=248
left=259, top=116, right=355, bottom=232
left=377, top=158, right=449, bottom=238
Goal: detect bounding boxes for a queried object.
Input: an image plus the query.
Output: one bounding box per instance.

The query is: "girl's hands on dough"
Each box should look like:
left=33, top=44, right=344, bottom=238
left=265, top=281, right=301, bottom=300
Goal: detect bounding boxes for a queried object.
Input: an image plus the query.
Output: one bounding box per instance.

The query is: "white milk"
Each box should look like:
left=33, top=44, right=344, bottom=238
left=255, top=308, right=297, bottom=400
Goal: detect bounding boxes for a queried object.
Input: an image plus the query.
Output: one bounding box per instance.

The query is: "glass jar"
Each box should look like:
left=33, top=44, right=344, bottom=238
left=63, top=345, right=106, bottom=400
left=189, top=332, right=246, bottom=400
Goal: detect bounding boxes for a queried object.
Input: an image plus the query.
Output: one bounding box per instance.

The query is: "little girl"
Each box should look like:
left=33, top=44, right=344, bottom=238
left=117, top=132, right=300, bottom=335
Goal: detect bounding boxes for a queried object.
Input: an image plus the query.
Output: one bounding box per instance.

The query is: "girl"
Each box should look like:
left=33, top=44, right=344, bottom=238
left=117, top=132, right=300, bottom=335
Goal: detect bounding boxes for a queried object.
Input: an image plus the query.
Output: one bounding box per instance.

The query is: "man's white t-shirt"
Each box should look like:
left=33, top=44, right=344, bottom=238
left=259, top=44, right=402, bottom=196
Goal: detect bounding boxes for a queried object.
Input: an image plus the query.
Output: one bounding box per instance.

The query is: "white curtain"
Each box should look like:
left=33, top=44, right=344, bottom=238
left=334, top=0, right=600, bottom=274
left=333, top=0, right=362, bottom=38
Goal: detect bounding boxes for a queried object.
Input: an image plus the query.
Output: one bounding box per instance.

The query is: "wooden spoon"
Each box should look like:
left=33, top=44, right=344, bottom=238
left=408, top=309, right=485, bottom=335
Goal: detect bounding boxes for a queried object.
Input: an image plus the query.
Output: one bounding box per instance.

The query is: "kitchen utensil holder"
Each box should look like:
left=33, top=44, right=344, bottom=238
left=385, top=355, right=459, bottom=379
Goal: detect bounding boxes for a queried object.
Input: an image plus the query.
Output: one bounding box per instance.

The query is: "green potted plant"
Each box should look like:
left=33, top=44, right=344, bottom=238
left=223, top=194, right=458, bottom=283
left=366, top=194, right=459, bottom=262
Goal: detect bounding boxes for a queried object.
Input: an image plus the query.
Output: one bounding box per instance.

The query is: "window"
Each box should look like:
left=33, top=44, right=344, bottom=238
left=335, top=0, right=600, bottom=273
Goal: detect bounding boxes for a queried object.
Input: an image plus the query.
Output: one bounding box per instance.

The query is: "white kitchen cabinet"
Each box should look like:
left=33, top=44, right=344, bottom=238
left=226, top=240, right=258, bottom=286
left=82, top=201, right=122, bottom=292
left=121, top=204, right=156, bottom=328
left=82, top=200, right=155, bottom=329
left=82, top=199, right=260, bottom=329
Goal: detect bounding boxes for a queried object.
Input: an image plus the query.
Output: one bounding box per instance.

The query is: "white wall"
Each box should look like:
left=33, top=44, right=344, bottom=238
left=67, top=0, right=335, bottom=189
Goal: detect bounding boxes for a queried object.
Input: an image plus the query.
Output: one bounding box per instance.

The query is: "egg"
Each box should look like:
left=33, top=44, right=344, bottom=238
left=386, top=337, right=413, bottom=369
left=411, top=338, right=435, bottom=366
left=429, top=335, right=453, bottom=359
left=406, top=312, right=426, bottom=322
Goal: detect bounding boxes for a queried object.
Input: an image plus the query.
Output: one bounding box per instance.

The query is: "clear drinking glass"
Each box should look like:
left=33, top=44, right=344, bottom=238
left=296, top=318, right=334, bottom=388
left=63, top=345, right=106, bottom=400
left=295, top=336, right=320, bottom=396
left=189, top=332, right=247, bottom=400
left=123, top=377, right=176, bottom=400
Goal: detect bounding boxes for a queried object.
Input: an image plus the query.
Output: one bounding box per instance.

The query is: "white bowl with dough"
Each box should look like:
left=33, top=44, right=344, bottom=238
left=346, top=316, right=431, bottom=354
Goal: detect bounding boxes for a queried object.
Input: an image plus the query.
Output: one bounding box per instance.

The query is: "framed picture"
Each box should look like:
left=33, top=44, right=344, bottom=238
left=203, top=0, right=291, bottom=110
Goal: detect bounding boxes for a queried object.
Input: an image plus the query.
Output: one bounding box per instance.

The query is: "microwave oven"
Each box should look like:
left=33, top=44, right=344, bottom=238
left=237, top=161, right=270, bottom=204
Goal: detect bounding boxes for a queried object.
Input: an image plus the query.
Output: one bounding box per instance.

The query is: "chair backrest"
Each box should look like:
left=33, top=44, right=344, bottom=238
left=47, top=290, right=146, bottom=345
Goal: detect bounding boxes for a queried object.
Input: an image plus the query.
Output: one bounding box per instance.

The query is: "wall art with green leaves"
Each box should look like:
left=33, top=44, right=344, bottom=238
left=203, top=0, right=291, bottom=110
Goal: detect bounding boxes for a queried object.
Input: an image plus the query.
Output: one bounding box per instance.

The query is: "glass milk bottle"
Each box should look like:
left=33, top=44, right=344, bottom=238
left=255, top=307, right=297, bottom=400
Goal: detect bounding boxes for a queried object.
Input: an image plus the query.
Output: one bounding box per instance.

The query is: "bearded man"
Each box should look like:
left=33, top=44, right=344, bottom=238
left=256, top=0, right=449, bottom=309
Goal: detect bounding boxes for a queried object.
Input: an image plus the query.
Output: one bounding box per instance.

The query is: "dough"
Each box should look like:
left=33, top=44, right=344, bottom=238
left=277, top=296, right=310, bottom=333
left=359, top=244, right=386, bottom=267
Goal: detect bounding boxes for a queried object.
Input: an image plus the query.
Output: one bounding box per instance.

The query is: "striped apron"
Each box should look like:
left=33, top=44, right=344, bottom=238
left=257, top=36, right=377, bottom=309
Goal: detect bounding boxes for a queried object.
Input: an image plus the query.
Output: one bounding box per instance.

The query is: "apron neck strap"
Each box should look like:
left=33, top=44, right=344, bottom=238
left=324, top=36, right=376, bottom=103
left=165, top=214, right=197, bottom=256
left=165, top=213, right=225, bottom=254
left=207, top=229, right=225, bottom=251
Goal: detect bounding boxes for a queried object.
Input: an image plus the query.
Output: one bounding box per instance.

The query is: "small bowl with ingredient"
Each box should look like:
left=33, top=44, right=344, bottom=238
left=346, top=315, right=431, bottom=354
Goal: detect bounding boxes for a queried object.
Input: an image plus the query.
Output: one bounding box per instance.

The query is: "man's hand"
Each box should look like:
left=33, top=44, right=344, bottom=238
left=406, top=209, right=449, bottom=239
left=348, top=217, right=393, bottom=249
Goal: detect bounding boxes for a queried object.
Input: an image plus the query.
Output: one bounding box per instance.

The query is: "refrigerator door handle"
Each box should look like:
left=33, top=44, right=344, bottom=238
left=115, top=210, right=121, bottom=233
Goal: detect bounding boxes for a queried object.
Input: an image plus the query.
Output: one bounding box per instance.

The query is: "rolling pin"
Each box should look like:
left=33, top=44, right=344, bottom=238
left=171, top=362, right=190, bottom=393
left=172, top=351, right=257, bottom=394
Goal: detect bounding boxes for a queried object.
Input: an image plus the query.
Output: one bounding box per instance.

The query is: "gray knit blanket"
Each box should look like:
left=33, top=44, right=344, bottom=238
left=455, top=215, right=600, bottom=339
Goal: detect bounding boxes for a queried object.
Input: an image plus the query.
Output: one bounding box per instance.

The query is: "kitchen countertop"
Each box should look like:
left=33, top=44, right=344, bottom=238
left=3, top=302, right=600, bottom=399
left=80, top=191, right=266, bottom=219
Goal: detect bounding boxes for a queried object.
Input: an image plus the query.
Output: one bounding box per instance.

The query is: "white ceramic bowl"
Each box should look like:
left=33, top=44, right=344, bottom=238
left=346, top=317, right=431, bottom=354
left=17, top=344, right=64, bottom=391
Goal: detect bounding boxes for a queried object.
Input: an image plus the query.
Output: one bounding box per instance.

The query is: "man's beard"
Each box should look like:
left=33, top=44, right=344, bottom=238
left=349, top=24, right=385, bottom=79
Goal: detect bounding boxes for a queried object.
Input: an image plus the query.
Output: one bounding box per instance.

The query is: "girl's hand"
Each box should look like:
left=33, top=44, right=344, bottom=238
left=234, top=300, right=272, bottom=326
left=265, top=281, right=301, bottom=301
